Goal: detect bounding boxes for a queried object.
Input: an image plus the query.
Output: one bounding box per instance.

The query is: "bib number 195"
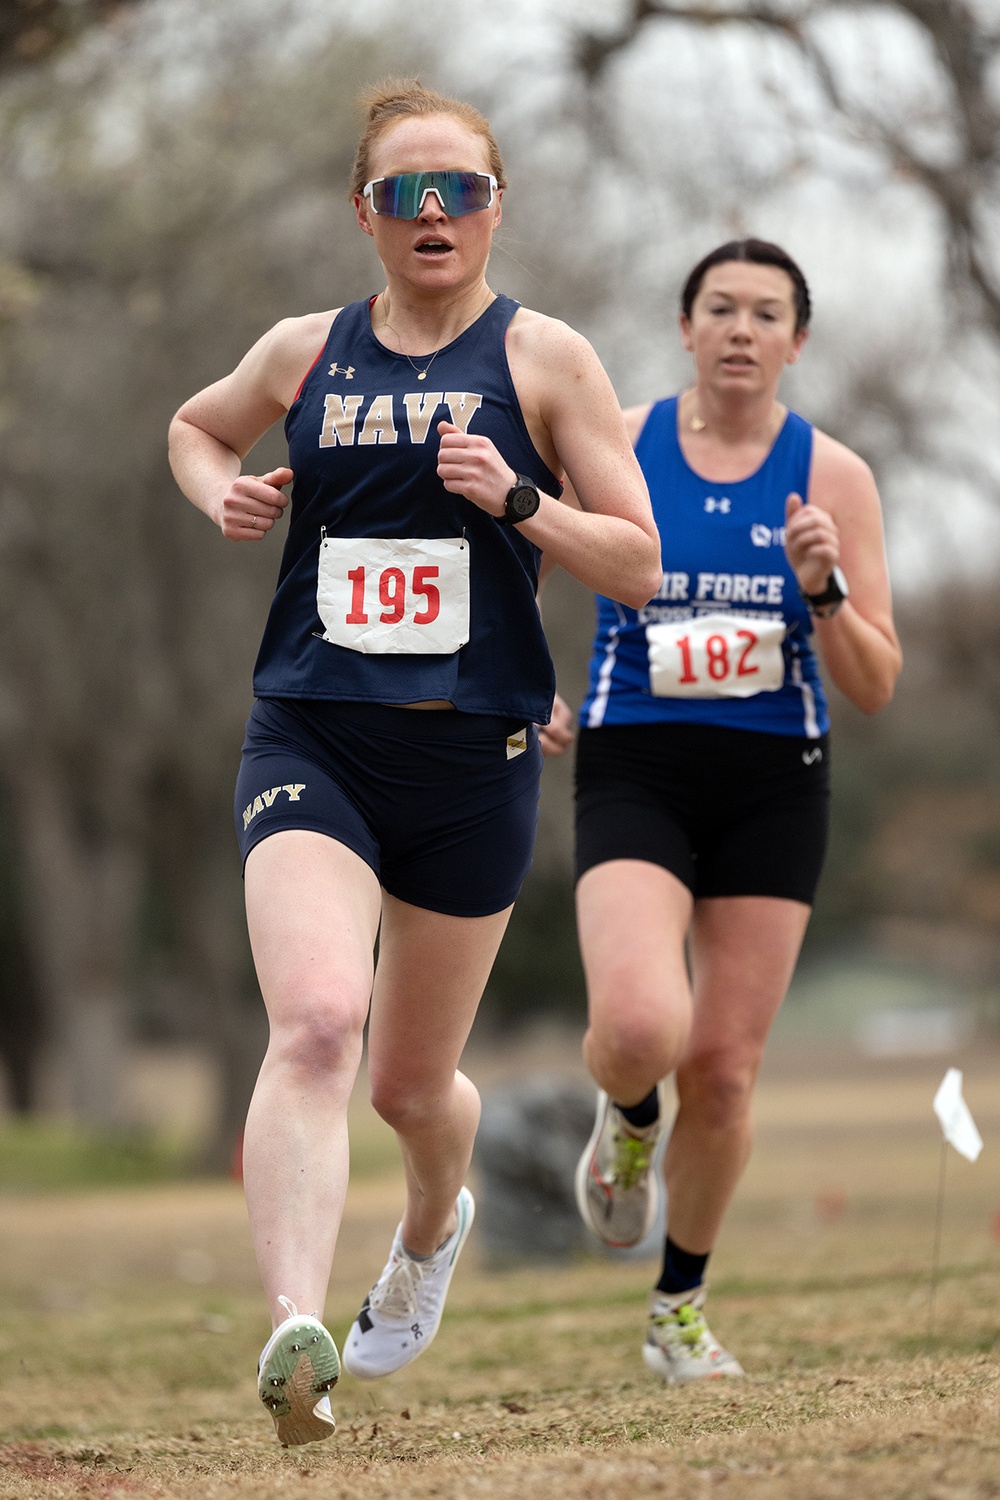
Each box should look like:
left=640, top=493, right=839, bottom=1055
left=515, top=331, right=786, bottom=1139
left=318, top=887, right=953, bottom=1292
left=346, top=564, right=441, bottom=626
left=317, top=535, right=470, bottom=655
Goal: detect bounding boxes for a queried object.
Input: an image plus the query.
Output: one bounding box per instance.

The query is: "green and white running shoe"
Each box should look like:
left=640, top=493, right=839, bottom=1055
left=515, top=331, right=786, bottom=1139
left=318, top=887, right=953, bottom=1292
left=257, top=1296, right=340, bottom=1446
left=575, top=1090, right=661, bottom=1248
left=343, top=1187, right=475, bottom=1380
left=643, top=1285, right=744, bottom=1383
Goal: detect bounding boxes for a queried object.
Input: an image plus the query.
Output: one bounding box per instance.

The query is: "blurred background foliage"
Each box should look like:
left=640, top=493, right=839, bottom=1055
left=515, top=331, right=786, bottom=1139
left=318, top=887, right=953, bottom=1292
left=1, top=0, right=1000, bottom=1169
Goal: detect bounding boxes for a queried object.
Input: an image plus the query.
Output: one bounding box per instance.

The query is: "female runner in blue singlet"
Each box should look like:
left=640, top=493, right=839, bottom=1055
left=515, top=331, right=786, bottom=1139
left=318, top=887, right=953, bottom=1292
left=168, top=80, right=660, bottom=1445
left=554, top=240, right=901, bottom=1383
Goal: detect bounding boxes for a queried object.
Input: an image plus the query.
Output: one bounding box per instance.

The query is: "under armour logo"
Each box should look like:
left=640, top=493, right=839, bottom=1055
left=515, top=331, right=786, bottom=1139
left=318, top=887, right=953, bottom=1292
left=329, top=363, right=355, bottom=379
left=704, top=496, right=731, bottom=514
left=802, top=748, right=823, bottom=765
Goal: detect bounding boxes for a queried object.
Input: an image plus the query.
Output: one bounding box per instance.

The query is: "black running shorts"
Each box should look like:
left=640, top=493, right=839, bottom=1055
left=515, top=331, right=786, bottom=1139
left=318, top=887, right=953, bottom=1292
left=575, top=720, right=830, bottom=904
left=235, top=698, right=542, bottom=917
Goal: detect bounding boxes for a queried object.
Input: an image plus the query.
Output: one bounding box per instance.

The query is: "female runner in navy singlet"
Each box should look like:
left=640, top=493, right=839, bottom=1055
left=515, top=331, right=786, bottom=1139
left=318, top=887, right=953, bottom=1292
left=552, top=240, right=901, bottom=1383
left=168, top=80, right=660, bottom=1444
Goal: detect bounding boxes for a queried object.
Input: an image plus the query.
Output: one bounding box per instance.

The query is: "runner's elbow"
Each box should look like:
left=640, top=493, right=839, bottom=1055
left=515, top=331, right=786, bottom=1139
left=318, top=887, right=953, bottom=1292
left=847, top=662, right=900, bottom=714
left=618, top=557, right=664, bottom=611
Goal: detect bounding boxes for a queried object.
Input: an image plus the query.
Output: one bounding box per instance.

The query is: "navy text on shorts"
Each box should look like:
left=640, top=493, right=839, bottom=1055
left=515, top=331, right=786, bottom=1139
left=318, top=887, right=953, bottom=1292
left=235, top=698, right=542, bottom=918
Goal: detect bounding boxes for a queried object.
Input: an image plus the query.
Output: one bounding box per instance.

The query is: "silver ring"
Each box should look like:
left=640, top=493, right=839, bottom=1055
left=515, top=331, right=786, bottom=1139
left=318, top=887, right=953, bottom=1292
left=250, top=515, right=257, bottom=528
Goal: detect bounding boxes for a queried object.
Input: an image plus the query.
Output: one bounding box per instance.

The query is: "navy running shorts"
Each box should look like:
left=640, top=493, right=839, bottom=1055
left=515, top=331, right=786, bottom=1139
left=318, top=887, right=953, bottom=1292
left=575, top=720, right=830, bottom=905
left=235, top=698, right=542, bottom=917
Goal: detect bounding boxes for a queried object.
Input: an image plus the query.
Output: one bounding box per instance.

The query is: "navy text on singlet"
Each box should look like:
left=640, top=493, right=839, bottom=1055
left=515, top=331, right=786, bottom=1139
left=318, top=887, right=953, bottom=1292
left=581, top=396, right=828, bottom=737
left=252, top=294, right=559, bottom=723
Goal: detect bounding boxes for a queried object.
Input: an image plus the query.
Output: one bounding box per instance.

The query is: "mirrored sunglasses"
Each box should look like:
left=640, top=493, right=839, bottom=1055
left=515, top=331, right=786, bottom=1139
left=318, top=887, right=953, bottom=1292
left=363, top=170, right=498, bottom=219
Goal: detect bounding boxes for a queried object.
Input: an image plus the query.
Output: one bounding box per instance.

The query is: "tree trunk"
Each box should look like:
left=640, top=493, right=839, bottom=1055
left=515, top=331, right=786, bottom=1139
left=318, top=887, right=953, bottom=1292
left=9, top=759, right=141, bottom=1128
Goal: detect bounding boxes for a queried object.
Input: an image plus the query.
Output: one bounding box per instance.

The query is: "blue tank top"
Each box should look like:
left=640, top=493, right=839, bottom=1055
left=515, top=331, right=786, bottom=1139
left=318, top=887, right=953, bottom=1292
left=581, top=396, right=828, bottom=737
left=252, top=294, right=560, bottom=722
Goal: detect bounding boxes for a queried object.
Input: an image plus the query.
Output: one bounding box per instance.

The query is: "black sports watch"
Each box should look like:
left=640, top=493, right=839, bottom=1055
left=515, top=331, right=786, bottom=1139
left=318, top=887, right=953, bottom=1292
left=498, top=474, right=541, bottom=526
left=801, top=565, right=849, bottom=618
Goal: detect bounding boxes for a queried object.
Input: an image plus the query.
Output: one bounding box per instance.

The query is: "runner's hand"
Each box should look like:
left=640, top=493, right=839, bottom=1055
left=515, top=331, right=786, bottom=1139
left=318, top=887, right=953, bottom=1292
left=784, top=492, right=840, bottom=596
left=218, top=467, right=293, bottom=541
left=437, top=421, right=516, bottom=517
left=538, top=693, right=574, bottom=757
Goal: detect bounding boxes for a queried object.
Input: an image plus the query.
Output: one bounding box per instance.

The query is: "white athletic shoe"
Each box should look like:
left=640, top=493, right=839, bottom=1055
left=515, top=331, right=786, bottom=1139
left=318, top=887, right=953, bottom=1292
left=642, top=1285, right=744, bottom=1383
left=343, top=1187, right=475, bottom=1380
left=257, top=1296, right=340, bottom=1446
left=575, top=1089, right=661, bottom=1248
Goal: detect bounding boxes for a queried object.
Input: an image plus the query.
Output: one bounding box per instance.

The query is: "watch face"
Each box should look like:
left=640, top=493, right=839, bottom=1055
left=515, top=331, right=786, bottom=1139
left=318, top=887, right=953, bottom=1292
left=509, top=486, right=539, bottom=519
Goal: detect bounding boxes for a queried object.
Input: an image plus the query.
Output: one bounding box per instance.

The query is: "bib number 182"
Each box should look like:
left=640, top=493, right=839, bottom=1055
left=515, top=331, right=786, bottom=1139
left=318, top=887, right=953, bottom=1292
left=646, top=613, right=786, bottom=699
left=675, top=628, right=758, bottom=685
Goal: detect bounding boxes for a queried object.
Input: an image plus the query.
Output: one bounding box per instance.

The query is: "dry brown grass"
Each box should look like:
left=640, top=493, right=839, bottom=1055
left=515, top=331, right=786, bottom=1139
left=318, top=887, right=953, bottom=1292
left=1, top=1043, right=999, bottom=1498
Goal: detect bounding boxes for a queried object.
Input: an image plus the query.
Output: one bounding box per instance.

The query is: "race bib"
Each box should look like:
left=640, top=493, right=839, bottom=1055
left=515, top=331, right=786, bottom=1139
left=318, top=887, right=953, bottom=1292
left=317, top=535, right=470, bottom=655
left=647, top=613, right=786, bottom=698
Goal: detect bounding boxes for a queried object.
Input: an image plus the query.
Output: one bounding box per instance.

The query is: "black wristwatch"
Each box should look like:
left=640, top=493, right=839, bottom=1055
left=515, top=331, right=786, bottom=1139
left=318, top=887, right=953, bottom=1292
left=498, top=474, right=541, bottom=526
left=801, top=565, right=849, bottom=618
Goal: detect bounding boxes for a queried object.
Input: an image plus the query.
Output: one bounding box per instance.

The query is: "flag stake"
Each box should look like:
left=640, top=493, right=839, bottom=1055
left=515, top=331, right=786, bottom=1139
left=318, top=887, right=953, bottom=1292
left=928, top=1137, right=948, bottom=1345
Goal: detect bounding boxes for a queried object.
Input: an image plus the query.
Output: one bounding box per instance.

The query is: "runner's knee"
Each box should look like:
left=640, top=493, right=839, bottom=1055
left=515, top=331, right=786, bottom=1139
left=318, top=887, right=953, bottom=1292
left=368, top=1072, right=476, bottom=1135
left=268, top=998, right=366, bottom=1082
left=677, top=1047, right=759, bottom=1129
left=587, top=1002, right=687, bottom=1081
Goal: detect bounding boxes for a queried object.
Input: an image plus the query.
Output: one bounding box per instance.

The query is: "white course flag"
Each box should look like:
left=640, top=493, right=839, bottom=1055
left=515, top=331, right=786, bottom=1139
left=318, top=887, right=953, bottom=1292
left=933, top=1068, right=983, bottom=1162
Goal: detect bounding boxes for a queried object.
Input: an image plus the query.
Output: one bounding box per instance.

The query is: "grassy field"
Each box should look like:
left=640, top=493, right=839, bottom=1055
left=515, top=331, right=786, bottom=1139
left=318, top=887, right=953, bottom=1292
left=1, top=1043, right=999, bottom=1498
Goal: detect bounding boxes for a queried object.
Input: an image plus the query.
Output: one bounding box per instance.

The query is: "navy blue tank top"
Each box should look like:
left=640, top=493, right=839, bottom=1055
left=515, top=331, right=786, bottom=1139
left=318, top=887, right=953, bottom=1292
left=581, top=396, right=828, bottom=737
left=252, top=294, right=560, bottom=722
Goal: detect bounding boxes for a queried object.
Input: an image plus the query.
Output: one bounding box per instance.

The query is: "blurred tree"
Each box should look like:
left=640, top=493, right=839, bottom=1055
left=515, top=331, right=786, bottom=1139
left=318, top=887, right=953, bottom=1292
left=0, top=780, right=42, bottom=1110
left=574, top=2, right=1000, bottom=342
left=0, top=1, right=419, bottom=1153
left=0, top=0, right=145, bottom=75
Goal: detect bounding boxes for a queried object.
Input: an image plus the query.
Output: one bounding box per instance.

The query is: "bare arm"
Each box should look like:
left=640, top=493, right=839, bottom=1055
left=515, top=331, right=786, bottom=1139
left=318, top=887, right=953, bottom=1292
left=532, top=398, right=659, bottom=755
left=436, top=315, right=662, bottom=609
left=168, top=311, right=335, bottom=539
left=785, top=432, right=902, bottom=713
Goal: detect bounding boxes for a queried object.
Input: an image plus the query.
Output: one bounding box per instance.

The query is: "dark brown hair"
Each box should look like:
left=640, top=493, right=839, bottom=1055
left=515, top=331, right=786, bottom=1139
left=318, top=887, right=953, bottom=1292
left=350, top=78, right=507, bottom=197
left=681, top=239, right=811, bottom=332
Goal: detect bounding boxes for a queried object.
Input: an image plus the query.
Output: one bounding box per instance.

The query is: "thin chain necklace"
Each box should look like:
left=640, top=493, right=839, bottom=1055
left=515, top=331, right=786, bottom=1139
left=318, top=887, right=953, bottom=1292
left=378, top=289, right=494, bottom=380
left=686, top=389, right=785, bottom=440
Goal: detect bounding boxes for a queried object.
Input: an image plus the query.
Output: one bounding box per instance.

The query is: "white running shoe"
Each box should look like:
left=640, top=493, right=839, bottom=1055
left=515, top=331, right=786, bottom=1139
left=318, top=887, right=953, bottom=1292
left=257, top=1296, right=340, bottom=1446
left=575, top=1089, right=661, bottom=1248
left=343, top=1187, right=475, bottom=1380
left=642, top=1285, right=744, bottom=1383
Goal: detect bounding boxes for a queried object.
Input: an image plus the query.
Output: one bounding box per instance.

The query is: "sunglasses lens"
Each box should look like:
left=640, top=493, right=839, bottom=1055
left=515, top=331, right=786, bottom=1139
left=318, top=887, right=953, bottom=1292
left=437, top=171, right=494, bottom=215
left=369, top=172, right=493, bottom=218
left=369, top=175, right=416, bottom=217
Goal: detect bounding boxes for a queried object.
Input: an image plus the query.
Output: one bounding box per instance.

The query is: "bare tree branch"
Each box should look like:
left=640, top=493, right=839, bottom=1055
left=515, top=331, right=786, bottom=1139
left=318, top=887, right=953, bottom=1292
left=573, top=1, right=1000, bottom=334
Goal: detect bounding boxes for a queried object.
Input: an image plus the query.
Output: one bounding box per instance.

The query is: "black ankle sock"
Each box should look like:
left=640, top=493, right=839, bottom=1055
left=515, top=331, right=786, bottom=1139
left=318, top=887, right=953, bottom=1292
left=615, top=1087, right=660, bottom=1130
left=656, top=1235, right=709, bottom=1295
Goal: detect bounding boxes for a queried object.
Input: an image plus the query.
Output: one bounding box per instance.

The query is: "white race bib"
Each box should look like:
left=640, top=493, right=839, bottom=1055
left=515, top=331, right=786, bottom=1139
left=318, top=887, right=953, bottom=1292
left=647, top=613, right=786, bottom=698
left=317, top=535, right=470, bottom=655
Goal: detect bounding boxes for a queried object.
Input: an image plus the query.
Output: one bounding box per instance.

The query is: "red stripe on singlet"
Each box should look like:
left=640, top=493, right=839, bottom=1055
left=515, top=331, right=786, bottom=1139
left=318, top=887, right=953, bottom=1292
left=291, top=342, right=327, bottom=406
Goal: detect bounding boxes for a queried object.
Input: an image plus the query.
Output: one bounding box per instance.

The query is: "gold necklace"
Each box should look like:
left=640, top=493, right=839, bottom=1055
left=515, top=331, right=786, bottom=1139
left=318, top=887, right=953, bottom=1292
left=379, top=291, right=493, bottom=380
left=686, top=390, right=706, bottom=431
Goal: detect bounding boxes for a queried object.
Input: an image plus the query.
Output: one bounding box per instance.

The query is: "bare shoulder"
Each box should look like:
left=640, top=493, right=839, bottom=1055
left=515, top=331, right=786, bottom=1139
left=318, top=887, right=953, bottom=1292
left=809, top=427, right=878, bottom=509
left=505, top=305, right=604, bottom=379
left=245, top=309, right=339, bottom=405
